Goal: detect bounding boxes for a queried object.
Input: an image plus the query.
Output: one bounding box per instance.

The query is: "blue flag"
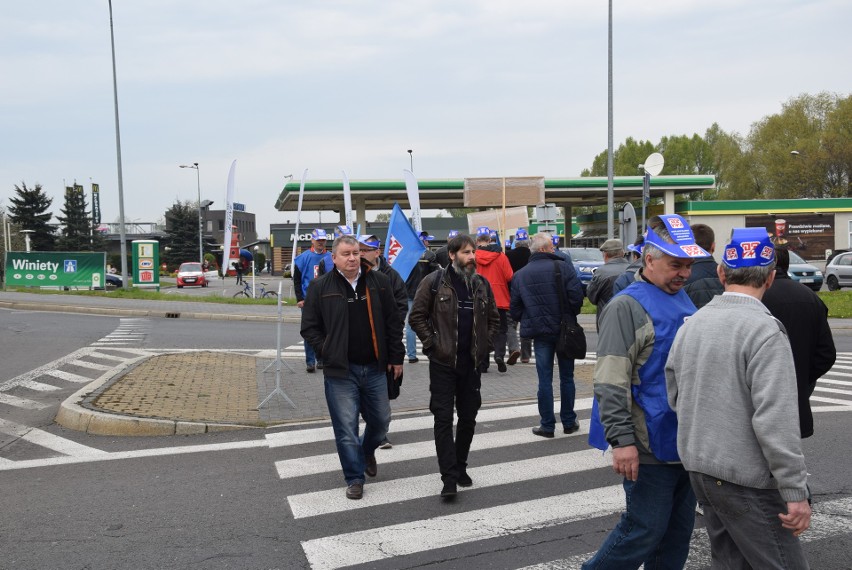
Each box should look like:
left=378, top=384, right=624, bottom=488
left=385, top=203, right=426, bottom=282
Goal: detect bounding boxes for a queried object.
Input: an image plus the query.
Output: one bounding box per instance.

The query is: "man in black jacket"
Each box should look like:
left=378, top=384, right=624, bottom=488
left=762, top=247, right=836, bottom=438
left=300, top=235, right=405, bottom=500
left=506, top=229, right=533, bottom=362
left=409, top=234, right=500, bottom=499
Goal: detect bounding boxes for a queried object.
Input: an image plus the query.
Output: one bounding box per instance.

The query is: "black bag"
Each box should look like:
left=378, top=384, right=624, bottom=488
left=553, top=261, right=587, bottom=360
left=387, top=369, right=403, bottom=400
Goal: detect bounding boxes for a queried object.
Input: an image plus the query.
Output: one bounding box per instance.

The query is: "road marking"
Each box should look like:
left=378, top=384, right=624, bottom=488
left=275, top=421, right=591, bottom=479
left=301, top=485, right=624, bottom=570
left=68, top=359, right=113, bottom=371
left=44, top=369, right=97, bottom=384
left=0, top=419, right=107, bottom=456
left=266, top=399, right=594, bottom=448
left=288, top=448, right=610, bottom=519
left=813, top=386, right=852, bottom=397
left=820, top=378, right=852, bottom=386
left=15, top=379, right=62, bottom=392
left=0, top=393, right=49, bottom=410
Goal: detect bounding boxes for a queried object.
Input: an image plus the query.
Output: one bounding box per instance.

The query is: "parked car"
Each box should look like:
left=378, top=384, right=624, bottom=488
left=561, top=247, right=605, bottom=294
left=787, top=250, right=823, bottom=292
left=105, top=273, right=123, bottom=289
left=824, top=251, right=852, bottom=291
left=176, top=262, right=208, bottom=288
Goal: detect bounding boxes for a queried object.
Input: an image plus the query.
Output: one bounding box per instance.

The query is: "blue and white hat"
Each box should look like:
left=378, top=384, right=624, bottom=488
left=722, top=228, right=775, bottom=269
left=357, top=234, right=381, bottom=249
left=643, top=215, right=708, bottom=259
left=311, top=228, right=328, bottom=240
left=418, top=230, right=435, bottom=242
left=447, top=230, right=460, bottom=239
left=476, top=226, right=491, bottom=238
left=627, top=243, right=643, bottom=255
left=551, top=235, right=560, bottom=247
left=334, top=224, right=353, bottom=237
left=489, top=230, right=498, bottom=242
left=515, top=228, right=529, bottom=241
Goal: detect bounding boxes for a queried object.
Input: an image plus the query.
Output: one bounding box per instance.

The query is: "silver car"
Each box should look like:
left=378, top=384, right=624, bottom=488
left=825, top=251, right=852, bottom=291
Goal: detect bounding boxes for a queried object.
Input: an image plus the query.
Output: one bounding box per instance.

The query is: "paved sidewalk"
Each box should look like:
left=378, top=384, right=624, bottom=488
left=4, top=289, right=850, bottom=437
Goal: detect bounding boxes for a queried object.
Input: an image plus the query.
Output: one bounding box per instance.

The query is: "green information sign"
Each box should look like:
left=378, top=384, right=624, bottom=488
left=5, top=252, right=106, bottom=288
left=131, top=240, right=161, bottom=289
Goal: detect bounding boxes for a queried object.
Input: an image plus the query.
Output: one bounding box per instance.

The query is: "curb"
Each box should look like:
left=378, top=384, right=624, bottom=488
left=54, top=353, right=259, bottom=437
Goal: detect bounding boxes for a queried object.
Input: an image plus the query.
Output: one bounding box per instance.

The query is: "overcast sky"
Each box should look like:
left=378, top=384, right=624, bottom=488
left=2, top=0, right=850, bottom=237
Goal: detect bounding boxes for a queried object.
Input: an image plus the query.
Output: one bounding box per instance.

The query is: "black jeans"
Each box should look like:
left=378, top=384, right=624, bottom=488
left=429, top=358, right=482, bottom=483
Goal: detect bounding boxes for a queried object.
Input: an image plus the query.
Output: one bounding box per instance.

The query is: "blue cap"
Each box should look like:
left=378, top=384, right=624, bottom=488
left=551, top=235, right=560, bottom=246
left=334, top=224, right=353, bottom=237
left=357, top=234, right=381, bottom=249
left=627, top=243, right=643, bottom=255
left=311, top=228, right=328, bottom=240
left=515, top=228, right=529, bottom=240
left=505, top=239, right=512, bottom=247
left=643, top=215, right=708, bottom=259
left=722, top=228, right=775, bottom=268
left=476, top=226, right=491, bottom=237
left=418, top=231, right=435, bottom=241
left=489, top=230, right=498, bottom=242
left=447, top=230, right=459, bottom=239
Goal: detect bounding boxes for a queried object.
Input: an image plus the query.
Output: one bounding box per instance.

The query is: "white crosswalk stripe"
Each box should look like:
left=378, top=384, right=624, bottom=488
left=91, top=317, right=152, bottom=347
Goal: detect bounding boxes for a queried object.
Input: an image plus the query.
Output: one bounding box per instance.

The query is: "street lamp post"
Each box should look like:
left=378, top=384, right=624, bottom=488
left=179, top=162, right=204, bottom=265
left=407, top=149, right=413, bottom=172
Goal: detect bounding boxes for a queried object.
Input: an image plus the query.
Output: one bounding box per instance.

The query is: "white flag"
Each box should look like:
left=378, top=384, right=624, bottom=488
left=291, top=168, right=309, bottom=269
left=342, top=170, right=354, bottom=231
left=221, top=160, right=237, bottom=274
left=403, top=169, right=422, bottom=233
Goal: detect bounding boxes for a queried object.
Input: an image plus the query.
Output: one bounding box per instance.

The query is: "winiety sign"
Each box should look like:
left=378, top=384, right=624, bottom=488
left=5, top=251, right=106, bottom=288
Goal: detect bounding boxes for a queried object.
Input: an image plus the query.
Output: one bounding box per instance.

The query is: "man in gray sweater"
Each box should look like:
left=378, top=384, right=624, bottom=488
left=666, top=228, right=811, bottom=568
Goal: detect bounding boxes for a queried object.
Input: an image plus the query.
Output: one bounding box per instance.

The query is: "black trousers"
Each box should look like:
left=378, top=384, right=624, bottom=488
left=429, top=358, right=482, bottom=483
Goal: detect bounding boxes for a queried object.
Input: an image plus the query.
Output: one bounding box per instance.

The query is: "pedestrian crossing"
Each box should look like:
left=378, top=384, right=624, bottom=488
left=266, top=399, right=852, bottom=570
left=91, top=317, right=152, bottom=347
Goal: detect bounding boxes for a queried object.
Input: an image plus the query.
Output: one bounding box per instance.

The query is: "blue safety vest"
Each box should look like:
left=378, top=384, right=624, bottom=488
left=294, top=249, right=332, bottom=297
left=589, top=281, right=695, bottom=462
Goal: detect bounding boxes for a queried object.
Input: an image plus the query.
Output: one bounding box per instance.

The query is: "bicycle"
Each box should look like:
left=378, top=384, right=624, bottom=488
left=232, top=281, right=277, bottom=299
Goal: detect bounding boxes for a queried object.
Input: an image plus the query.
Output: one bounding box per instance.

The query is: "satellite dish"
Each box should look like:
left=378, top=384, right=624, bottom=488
left=621, top=203, right=637, bottom=244
left=643, top=152, right=664, bottom=176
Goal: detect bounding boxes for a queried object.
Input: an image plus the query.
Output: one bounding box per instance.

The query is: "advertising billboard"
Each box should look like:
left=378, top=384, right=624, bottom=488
left=745, top=213, right=835, bottom=257
left=5, top=251, right=106, bottom=288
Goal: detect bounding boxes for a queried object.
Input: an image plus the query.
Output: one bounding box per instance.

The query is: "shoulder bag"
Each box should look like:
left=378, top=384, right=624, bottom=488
left=553, top=261, right=587, bottom=360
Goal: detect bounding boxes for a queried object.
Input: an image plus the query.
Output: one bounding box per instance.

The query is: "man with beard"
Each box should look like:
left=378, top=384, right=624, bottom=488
left=409, top=234, right=499, bottom=499
left=583, top=214, right=708, bottom=570
left=300, top=235, right=405, bottom=500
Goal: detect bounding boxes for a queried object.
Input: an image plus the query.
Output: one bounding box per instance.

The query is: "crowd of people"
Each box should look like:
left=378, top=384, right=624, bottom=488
left=293, top=214, right=835, bottom=568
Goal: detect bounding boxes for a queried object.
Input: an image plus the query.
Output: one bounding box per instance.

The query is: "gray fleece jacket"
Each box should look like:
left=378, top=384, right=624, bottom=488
left=665, top=293, right=809, bottom=503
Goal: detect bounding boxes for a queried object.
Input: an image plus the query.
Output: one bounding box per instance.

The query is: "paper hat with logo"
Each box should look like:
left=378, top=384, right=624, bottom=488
left=627, top=243, right=643, bottom=255
left=643, top=215, right=708, bottom=259
left=447, top=230, right=460, bottom=239
left=357, top=234, right=381, bottom=249
left=515, top=228, right=529, bottom=240
left=489, top=230, right=498, bottom=241
left=476, top=226, right=491, bottom=237
left=418, top=231, right=435, bottom=241
left=311, top=228, right=328, bottom=240
left=551, top=235, right=560, bottom=246
left=722, top=228, right=775, bottom=269
left=334, top=224, right=354, bottom=237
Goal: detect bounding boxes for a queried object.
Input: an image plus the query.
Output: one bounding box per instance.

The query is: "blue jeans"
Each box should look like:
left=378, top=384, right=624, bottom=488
left=324, top=363, right=391, bottom=486
left=405, top=298, right=417, bottom=359
left=582, top=463, right=696, bottom=570
left=533, top=335, right=577, bottom=431
left=305, top=342, right=317, bottom=366
left=689, top=472, right=808, bottom=569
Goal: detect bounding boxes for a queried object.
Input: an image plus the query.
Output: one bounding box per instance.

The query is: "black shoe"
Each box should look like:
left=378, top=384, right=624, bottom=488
left=506, top=350, right=521, bottom=366
left=532, top=427, right=555, bottom=438
left=441, top=481, right=457, bottom=498
left=457, top=472, right=473, bottom=488
left=365, top=455, right=377, bottom=478
left=481, top=367, right=489, bottom=373
left=346, top=483, right=363, bottom=500
left=316, top=362, right=324, bottom=370
left=563, top=422, right=581, bottom=434
left=306, top=364, right=316, bottom=373
left=409, top=357, right=419, bottom=363
left=495, top=357, right=507, bottom=373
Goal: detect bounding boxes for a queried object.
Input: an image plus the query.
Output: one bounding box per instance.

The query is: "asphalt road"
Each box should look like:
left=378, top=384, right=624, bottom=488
left=1, top=310, right=851, bottom=569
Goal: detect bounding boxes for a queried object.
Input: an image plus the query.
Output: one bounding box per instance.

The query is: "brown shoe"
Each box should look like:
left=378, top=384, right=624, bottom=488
left=506, top=350, right=521, bottom=366
left=365, top=455, right=377, bottom=477
left=346, top=483, right=363, bottom=500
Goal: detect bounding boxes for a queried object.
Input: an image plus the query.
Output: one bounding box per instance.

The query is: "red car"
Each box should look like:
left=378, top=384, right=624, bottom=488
left=176, top=262, right=208, bottom=288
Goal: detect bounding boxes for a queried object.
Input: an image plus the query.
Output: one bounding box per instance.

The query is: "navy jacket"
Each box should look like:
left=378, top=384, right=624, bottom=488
left=509, top=252, right=584, bottom=338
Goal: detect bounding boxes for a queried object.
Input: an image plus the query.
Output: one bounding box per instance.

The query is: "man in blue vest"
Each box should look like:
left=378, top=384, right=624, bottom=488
left=293, top=228, right=333, bottom=372
left=583, top=214, right=709, bottom=570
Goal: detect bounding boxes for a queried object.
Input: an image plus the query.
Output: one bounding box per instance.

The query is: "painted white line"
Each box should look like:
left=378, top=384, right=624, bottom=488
left=819, top=378, right=852, bottom=386
left=814, top=386, right=852, bottom=396
left=301, top=485, right=624, bottom=570
left=827, top=364, right=852, bottom=371
left=44, top=369, right=96, bottom=384
left=810, top=396, right=852, bottom=406
left=267, top=398, right=595, bottom=448
left=0, top=438, right=269, bottom=472
left=0, top=420, right=108, bottom=457
left=0, top=347, right=98, bottom=390
left=518, top=497, right=852, bottom=570
left=288, top=448, right=610, bottom=519
left=812, top=405, right=852, bottom=412
left=275, top=421, right=592, bottom=479
left=823, top=371, right=852, bottom=378
left=87, top=351, right=128, bottom=362
left=67, top=359, right=113, bottom=371
left=0, top=392, right=49, bottom=410
left=15, top=379, right=62, bottom=392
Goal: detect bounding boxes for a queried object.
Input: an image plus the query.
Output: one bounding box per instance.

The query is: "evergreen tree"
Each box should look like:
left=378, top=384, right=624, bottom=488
left=164, top=200, right=198, bottom=267
left=8, top=182, right=55, bottom=251
left=56, top=185, right=98, bottom=251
